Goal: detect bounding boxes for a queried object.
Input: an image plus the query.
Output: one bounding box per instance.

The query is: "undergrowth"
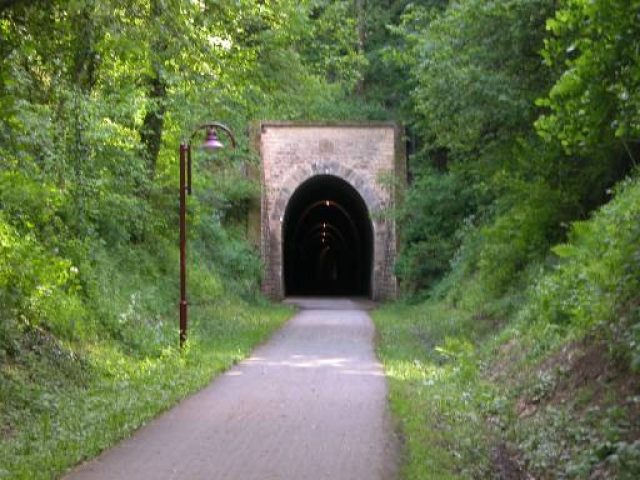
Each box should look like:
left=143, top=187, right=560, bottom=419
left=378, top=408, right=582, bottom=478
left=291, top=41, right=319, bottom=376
left=0, top=239, right=291, bottom=480
left=374, top=173, right=640, bottom=479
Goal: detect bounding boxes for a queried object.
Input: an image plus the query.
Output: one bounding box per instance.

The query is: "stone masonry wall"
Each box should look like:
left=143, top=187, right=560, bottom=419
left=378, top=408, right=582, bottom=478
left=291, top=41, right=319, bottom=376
left=257, top=121, right=405, bottom=301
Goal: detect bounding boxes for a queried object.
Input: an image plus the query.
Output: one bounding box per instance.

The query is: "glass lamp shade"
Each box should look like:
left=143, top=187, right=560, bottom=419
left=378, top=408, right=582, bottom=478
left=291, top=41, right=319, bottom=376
left=201, top=128, right=224, bottom=150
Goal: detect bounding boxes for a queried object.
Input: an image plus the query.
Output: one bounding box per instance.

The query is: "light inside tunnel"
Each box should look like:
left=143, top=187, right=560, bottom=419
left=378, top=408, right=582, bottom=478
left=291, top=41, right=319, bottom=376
left=283, top=175, right=373, bottom=297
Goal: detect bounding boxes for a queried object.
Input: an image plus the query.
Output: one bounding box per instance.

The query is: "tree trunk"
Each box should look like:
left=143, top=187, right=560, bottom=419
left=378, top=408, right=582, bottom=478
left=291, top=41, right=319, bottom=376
left=139, top=0, right=167, bottom=182
left=140, top=71, right=166, bottom=181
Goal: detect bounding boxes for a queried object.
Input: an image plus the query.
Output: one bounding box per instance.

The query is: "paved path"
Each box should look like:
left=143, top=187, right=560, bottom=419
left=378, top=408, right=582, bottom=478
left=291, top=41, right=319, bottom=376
left=64, top=297, right=398, bottom=480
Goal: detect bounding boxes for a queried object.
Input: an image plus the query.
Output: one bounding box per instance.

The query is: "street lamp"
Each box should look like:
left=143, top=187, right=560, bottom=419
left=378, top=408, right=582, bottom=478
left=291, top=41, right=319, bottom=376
left=179, top=122, right=236, bottom=348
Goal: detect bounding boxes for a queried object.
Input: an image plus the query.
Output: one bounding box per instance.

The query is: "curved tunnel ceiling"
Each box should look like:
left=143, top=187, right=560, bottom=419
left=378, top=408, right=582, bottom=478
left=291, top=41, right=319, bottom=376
left=283, top=175, right=373, bottom=297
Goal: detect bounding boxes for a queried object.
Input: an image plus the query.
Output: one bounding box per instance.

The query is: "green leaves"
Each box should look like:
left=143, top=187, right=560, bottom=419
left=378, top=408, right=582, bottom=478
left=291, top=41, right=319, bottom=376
left=402, top=0, right=555, bottom=156
left=536, top=0, right=640, bottom=152
left=395, top=165, right=477, bottom=293
left=523, top=173, right=640, bottom=338
left=0, top=210, right=81, bottom=340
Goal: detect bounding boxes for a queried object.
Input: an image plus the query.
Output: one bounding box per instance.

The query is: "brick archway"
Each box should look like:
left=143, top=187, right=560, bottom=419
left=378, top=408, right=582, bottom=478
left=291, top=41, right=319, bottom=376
left=271, top=162, right=381, bottom=224
left=255, top=121, right=405, bottom=301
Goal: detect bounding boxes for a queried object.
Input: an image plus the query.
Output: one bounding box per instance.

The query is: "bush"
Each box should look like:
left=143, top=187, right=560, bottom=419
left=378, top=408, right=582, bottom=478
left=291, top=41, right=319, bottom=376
left=0, top=213, right=83, bottom=343
left=395, top=166, right=476, bottom=294
left=475, top=180, right=571, bottom=297
left=521, top=173, right=640, bottom=365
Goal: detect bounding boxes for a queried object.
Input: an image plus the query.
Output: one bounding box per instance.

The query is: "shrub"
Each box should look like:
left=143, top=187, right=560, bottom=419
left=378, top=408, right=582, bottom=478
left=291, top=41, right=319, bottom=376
left=522, top=173, right=640, bottom=365
left=474, top=180, right=571, bottom=297
left=395, top=166, right=476, bottom=294
left=0, top=213, right=83, bottom=343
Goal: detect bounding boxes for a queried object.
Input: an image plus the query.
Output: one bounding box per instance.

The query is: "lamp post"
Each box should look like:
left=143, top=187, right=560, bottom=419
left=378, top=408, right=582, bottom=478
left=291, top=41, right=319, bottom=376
left=179, top=122, right=236, bottom=348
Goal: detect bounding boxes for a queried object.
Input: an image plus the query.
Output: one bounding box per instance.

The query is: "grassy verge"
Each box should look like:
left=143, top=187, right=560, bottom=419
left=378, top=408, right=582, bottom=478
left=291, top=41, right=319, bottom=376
left=0, top=299, right=291, bottom=479
left=373, top=302, right=496, bottom=479
left=374, top=298, right=640, bottom=479
left=374, top=174, right=640, bottom=479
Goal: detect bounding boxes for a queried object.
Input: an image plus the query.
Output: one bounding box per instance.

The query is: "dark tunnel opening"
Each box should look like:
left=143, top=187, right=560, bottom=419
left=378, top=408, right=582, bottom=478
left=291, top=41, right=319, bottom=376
left=283, top=175, right=373, bottom=297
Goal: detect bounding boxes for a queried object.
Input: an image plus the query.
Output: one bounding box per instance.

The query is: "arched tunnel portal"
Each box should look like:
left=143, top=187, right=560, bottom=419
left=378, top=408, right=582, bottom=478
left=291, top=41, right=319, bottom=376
left=283, top=175, right=373, bottom=297
left=256, top=121, right=405, bottom=300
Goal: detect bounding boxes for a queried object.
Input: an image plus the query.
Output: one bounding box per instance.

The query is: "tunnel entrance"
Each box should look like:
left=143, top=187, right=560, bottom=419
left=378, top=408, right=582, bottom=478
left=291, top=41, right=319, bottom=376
left=283, top=175, right=373, bottom=297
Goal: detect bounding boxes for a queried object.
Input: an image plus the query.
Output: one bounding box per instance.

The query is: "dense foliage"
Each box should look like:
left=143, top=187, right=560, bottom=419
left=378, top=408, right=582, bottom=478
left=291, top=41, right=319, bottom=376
left=374, top=0, right=640, bottom=478
left=392, top=0, right=637, bottom=298
left=0, top=0, right=375, bottom=354
left=0, top=1, right=375, bottom=477
left=2, top=0, right=640, bottom=478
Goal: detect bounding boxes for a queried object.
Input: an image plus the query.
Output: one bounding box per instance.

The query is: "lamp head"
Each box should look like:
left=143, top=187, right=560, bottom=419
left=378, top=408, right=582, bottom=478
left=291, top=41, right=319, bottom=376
left=201, top=127, right=224, bottom=150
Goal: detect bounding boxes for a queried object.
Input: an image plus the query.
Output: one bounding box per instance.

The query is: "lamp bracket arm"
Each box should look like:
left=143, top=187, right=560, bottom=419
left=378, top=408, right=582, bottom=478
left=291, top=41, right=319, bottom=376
left=189, top=122, right=237, bottom=148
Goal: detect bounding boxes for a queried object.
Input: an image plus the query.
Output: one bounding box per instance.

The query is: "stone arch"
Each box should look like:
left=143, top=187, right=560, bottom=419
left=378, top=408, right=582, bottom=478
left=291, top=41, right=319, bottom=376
left=270, top=161, right=382, bottom=225
left=257, top=121, right=405, bottom=301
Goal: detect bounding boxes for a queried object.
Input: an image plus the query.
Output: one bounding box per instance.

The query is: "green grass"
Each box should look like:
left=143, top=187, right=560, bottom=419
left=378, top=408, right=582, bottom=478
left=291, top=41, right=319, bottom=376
left=374, top=298, right=640, bottom=479
left=373, top=302, right=496, bottom=479
left=374, top=174, right=640, bottom=478
left=373, top=299, right=640, bottom=480
left=0, top=299, right=291, bottom=479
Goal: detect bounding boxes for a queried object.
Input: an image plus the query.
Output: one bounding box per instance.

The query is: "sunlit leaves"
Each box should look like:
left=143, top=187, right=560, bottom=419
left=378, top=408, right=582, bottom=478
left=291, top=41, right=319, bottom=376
left=536, top=0, right=640, bottom=152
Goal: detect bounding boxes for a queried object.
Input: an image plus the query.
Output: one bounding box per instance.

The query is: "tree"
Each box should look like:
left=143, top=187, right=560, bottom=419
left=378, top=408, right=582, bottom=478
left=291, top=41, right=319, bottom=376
left=536, top=0, right=640, bottom=158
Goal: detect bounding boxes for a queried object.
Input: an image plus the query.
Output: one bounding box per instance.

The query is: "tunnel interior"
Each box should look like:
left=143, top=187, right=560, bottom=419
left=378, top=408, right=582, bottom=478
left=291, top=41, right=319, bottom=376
left=283, top=175, right=373, bottom=297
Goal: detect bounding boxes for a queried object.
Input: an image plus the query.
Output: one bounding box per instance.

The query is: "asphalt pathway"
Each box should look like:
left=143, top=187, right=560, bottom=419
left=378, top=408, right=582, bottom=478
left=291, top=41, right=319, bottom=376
left=63, top=297, right=398, bottom=480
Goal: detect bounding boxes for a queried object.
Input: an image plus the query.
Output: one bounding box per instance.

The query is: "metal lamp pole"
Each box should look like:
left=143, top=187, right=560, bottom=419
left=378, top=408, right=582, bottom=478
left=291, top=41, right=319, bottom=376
left=179, top=122, right=237, bottom=348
